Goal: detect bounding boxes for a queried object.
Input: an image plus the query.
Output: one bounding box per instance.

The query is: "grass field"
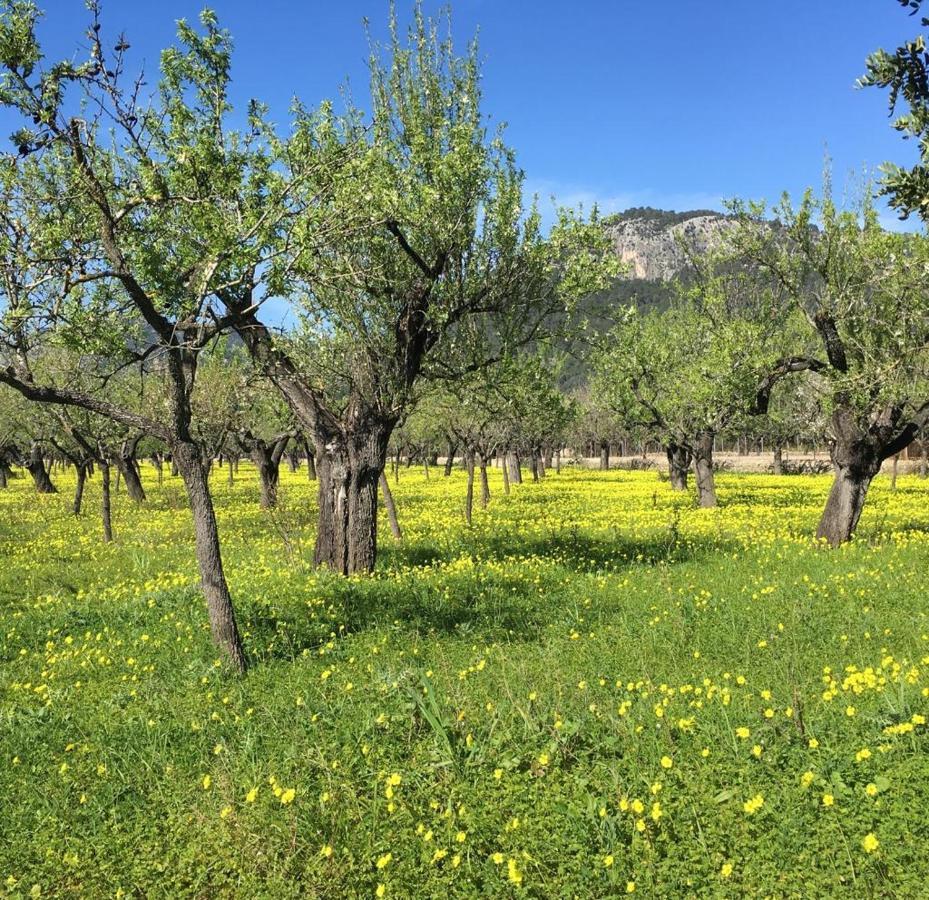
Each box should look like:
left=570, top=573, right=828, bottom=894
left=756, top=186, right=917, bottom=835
left=2, top=463, right=929, bottom=898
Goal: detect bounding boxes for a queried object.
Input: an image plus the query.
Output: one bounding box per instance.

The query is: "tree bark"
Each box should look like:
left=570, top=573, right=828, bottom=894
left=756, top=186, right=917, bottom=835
left=502, top=451, right=511, bottom=495
left=380, top=471, right=402, bottom=539
left=692, top=431, right=717, bottom=508
left=115, top=451, right=146, bottom=504
left=479, top=452, right=490, bottom=508
left=507, top=451, right=523, bottom=485
left=464, top=452, right=475, bottom=525
left=173, top=441, right=247, bottom=672
left=101, top=459, right=113, bottom=543
left=891, top=453, right=900, bottom=491
left=443, top=442, right=456, bottom=476
left=772, top=446, right=784, bottom=476
left=599, top=441, right=610, bottom=471
left=253, top=446, right=281, bottom=509
left=73, top=462, right=88, bottom=516
left=921, top=443, right=928, bottom=479
left=26, top=443, right=57, bottom=494
left=0, top=464, right=6, bottom=489
left=666, top=441, right=692, bottom=491
left=314, top=425, right=390, bottom=575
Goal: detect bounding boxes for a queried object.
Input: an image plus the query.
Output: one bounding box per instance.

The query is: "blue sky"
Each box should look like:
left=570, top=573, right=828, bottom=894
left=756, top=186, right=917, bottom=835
left=18, top=1, right=924, bottom=229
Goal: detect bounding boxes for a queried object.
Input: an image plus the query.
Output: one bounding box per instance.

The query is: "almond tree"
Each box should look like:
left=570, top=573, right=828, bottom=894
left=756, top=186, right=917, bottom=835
left=728, top=191, right=929, bottom=543
left=0, top=4, right=312, bottom=670
left=224, top=8, right=616, bottom=574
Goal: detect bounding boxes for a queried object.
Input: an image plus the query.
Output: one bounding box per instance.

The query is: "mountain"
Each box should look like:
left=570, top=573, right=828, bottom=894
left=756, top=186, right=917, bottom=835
left=559, top=207, right=736, bottom=390
left=602, top=206, right=734, bottom=282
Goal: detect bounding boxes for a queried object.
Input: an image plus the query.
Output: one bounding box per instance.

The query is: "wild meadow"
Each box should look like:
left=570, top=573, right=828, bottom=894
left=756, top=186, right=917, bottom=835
left=2, top=463, right=929, bottom=898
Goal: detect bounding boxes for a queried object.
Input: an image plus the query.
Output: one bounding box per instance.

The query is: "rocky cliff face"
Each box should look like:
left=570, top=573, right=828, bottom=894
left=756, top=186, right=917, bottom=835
left=604, top=208, right=734, bottom=281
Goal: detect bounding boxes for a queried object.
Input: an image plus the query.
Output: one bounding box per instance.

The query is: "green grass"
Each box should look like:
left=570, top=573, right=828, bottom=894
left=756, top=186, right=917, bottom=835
left=1, top=463, right=929, bottom=897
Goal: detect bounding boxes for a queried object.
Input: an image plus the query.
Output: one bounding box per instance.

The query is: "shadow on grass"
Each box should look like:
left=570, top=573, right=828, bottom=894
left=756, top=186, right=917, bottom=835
left=379, top=527, right=737, bottom=574
left=242, top=528, right=741, bottom=664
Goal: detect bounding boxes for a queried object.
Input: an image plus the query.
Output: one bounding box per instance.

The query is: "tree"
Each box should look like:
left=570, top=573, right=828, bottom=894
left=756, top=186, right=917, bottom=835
left=728, top=190, right=929, bottom=543
left=225, top=6, right=616, bottom=575
left=592, top=280, right=791, bottom=507
left=0, top=4, right=303, bottom=671
left=860, top=0, right=929, bottom=222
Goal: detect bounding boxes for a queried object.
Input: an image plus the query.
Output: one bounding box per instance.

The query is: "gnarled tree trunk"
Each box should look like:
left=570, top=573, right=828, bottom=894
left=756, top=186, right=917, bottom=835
left=692, top=431, right=717, bottom=508
left=253, top=446, right=281, bottom=509
left=479, top=452, right=490, bottom=508
left=26, top=443, right=56, bottom=494
left=666, top=441, right=692, bottom=491
left=115, top=451, right=146, bottom=504
left=73, top=462, right=88, bottom=516
left=507, top=451, right=523, bottom=485
left=443, top=441, right=456, bottom=476
left=173, top=441, right=247, bottom=673
left=314, top=424, right=390, bottom=575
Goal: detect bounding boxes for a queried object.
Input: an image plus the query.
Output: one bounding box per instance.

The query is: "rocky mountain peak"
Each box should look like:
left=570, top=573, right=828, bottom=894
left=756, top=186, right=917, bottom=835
left=603, top=207, right=734, bottom=281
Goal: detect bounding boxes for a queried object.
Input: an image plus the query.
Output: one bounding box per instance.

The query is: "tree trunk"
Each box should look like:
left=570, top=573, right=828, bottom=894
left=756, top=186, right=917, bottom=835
left=773, top=446, right=784, bottom=476
left=479, top=453, right=490, bottom=508
left=253, top=447, right=281, bottom=509
left=115, top=453, right=146, bottom=504
left=507, top=451, right=523, bottom=485
left=921, top=443, right=928, bottom=479
left=544, top=447, right=553, bottom=470
left=173, top=441, right=247, bottom=672
left=306, top=449, right=317, bottom=481
left=599, top=441, right=610, bottom=471
left=464, top=452, right=475, bottom=526
left=73, top=462, right=87, bottom=516
left=227, top=457, right=234, bottom=486
left=815, top=426, right=887, bottom=547
left=891, top=453, right=900, bottom=491
left=537, top=449, right=546, bottom=478
left=380, top=471, right=402, bottom=540
left=529, top=452, right=539, bottom=482
left=151, top=454, right=164, bottom=486
left=443, top=442, right=456, bottom=477
left=692, top=431, right=717, bottom=508
left=314, top=442, right=350, bottom=574
left=666, top=441, right=692, bottom=491
left=26, top=443, right=57, bottom=494
left=816, top=464, right=877, bottom=547
left=314, top=425, right=390, bottom=575
left=286, top=450, right=299, bottom=473
left=101, top=460, right=113, bottom=543
left=0, top=459, right=9, bottom=489
left=502, top=451, right=511, bottom=495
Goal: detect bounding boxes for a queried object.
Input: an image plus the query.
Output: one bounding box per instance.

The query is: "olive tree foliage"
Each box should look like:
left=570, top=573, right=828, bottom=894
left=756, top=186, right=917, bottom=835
left=0, top=3, right=332, bottom=670
left=727, top=190, right=929, bottom=544
left=226, top=6, right=618, bottom=575
left=860, top=0, right=929, bottom=222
